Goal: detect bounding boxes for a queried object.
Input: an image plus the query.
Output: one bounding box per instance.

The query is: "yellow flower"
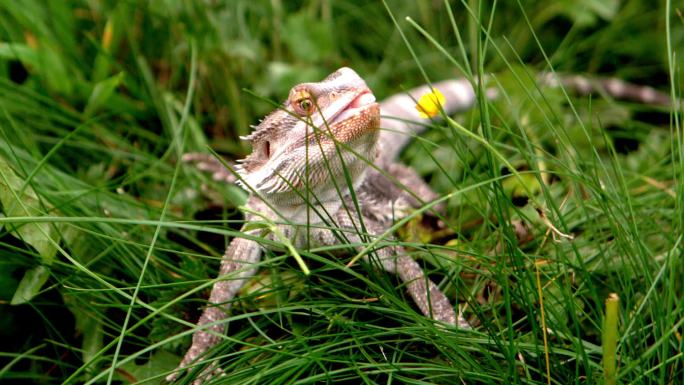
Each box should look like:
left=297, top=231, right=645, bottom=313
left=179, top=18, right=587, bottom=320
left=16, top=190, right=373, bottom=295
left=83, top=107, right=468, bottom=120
left=415, top=88, right=445, bottom=118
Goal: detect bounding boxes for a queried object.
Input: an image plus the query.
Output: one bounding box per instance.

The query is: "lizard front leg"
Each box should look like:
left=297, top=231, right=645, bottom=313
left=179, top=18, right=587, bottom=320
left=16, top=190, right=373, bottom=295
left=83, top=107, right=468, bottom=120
left=366, top=233, right=466, bottom=327
left=318, top=215, right=468, bottom=328
left=167, top=235, right=262, bottom=383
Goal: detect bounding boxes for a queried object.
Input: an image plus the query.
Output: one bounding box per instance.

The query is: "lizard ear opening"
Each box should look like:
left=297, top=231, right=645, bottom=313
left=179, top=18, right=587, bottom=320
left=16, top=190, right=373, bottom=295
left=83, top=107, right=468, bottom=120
left=263, top=141, right=271, bottom=159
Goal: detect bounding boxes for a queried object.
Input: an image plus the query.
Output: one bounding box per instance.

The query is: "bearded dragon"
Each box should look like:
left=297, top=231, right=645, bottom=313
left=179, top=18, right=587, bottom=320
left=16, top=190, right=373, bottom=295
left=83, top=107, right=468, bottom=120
left=167, top=67, right=674, bottom=383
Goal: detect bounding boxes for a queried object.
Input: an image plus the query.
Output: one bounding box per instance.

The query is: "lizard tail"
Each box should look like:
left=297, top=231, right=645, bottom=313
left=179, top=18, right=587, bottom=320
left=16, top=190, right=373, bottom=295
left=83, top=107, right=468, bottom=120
left=539, top=73, right=676, bottom=106
left=377, top=78, right=485, bottom=165
left=377, top=73, right=678, bottom=165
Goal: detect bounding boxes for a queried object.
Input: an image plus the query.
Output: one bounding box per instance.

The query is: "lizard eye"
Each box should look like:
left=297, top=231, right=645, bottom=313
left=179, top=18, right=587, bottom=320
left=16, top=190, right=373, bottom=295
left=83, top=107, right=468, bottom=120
left=290, top=89, right=316, bottom=116
left=295, top=97, right=314, bottom=115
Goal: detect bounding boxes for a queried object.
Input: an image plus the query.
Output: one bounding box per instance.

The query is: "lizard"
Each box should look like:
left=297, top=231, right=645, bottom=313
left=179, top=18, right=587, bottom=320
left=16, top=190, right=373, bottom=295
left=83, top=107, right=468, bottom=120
left=166, top=67, right=478, bottom=383
left=167, top=67, right=676, bottom=383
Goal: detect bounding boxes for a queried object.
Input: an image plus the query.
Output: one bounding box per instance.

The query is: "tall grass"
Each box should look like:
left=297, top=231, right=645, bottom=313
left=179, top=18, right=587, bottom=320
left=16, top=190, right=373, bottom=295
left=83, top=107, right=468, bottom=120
left=0, top=1, right=681, bottom=384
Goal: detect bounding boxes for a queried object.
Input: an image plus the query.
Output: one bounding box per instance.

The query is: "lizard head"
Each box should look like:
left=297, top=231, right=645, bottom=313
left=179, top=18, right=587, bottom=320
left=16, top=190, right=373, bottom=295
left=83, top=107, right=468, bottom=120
left=236, top=67, right=380, bottom=208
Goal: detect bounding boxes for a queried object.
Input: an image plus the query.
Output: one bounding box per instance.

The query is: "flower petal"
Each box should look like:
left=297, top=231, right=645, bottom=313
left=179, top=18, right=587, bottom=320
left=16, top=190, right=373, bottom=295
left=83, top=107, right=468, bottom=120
left=415, top=88, right=446, bottom=118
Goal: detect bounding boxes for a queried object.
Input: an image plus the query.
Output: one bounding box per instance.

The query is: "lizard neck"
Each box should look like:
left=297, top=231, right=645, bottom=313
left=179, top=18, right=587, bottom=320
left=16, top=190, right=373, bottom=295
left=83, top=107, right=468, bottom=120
left=264, top=168, right=368, bottom=225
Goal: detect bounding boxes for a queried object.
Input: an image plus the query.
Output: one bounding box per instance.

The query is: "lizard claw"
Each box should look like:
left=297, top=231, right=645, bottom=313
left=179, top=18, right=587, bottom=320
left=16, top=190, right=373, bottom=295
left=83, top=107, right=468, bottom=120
left=166, top=372, right=177, bottom=383
left=166, top=361, right=226, bottom=384
left=456, top=311, right=471, bottom=330
left=183, top=152, right=237, bottom=184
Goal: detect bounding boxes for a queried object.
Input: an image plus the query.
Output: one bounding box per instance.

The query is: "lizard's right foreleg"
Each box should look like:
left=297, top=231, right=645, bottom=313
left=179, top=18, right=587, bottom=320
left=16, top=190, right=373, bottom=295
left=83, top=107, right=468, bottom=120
left=167, top=236, right=262, bottom=383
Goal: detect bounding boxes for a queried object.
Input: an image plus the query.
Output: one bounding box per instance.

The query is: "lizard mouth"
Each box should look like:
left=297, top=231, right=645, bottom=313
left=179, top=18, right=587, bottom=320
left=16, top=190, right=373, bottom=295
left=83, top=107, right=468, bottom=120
left=327, top=90, right=379, bottom=126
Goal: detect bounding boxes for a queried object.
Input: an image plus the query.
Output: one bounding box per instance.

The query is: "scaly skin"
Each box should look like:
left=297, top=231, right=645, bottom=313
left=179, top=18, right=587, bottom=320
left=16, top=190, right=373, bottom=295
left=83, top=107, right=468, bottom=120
left=168, top=67, right=676, bottom=383
left=167, top=67, right=469, bottom=384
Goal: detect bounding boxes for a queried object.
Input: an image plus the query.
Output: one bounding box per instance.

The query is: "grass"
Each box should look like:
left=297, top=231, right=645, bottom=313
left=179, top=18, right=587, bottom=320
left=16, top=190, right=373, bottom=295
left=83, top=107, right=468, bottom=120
left=0, top=0, right=682, bottom=384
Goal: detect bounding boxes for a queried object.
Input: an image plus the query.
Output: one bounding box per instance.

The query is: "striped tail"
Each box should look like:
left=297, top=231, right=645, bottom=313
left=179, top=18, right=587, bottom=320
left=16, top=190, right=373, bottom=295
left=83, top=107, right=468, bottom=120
left=378, top=73, right=677, bottom=164
left=378, top=78, right=482, bottom=165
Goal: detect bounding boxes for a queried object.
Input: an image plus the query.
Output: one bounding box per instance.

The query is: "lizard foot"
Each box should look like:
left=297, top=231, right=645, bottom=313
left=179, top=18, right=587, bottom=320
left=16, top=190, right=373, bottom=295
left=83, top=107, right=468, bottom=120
left=456, top=309, right=471, bottom=330
left=183, top=153, right=237, bottom=184
left=166, top=361, right=226, bottom=384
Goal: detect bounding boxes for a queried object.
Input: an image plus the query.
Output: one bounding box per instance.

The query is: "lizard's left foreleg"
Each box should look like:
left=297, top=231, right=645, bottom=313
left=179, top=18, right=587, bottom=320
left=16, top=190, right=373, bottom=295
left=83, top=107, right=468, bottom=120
left=371, top=242, right=467, bottom=328
left=318, top=216, right=468, bottom=328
